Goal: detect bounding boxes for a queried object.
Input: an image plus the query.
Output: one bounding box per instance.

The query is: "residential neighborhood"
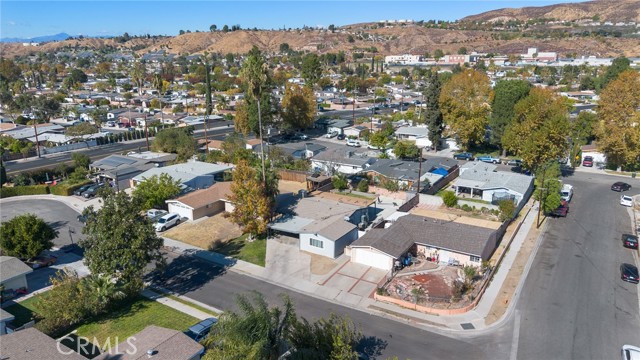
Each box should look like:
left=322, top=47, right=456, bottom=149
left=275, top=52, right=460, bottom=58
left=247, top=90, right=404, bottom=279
left=1, top=1, right=639, bottom=359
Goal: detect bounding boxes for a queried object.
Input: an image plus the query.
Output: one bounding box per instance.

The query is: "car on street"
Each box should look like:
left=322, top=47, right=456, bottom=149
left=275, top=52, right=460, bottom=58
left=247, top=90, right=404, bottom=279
left=550, top=200, right=569, bottom=217
left=453, top=152, right=474, bottom=161
left=346, top=139, right=361, bottom=147
left=325, top=131, right=338, bottom=138
left=620, top=263, right=639, bottom=284
left=81, top=183, right=105, bottom=198
left=155, top=213, right=181, bottom=232
left=622, top=234, right=639, bottom=249
left=560, top=184, right=574, bottom=202
left=622, top=345, right=640, bottom=360
left=73, top=184, right=94, bottom=196
left=611, top=182, right=632, bottom=192
left=582, top=156, right=594, bottom=167
left=295, top=133, right=308, bottom=140
left=506, top=159, right=522, bottom=166
left=336, top=134, right=346, bottom=140
left=620, top=195, right=634, bottom=207
left=184, top=318, right=218, bottom=342
left=476, top=155, right=501, bottom=164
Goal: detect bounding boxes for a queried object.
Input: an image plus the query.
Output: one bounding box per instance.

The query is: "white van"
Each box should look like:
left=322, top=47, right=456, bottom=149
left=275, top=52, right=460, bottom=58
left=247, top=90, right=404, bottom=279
left=560, top=184, right=574, bottom=202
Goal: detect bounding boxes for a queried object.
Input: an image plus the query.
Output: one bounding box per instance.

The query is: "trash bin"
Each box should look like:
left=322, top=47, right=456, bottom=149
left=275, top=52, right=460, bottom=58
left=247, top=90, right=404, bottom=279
left=632, top=172, right=637, bottom=179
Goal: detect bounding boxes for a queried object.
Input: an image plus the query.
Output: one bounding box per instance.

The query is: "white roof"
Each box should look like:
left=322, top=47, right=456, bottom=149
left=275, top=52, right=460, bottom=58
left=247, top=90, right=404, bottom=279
left=133, top=161, right=234, bottom=184
left=395, top=126, right=429, bottom=137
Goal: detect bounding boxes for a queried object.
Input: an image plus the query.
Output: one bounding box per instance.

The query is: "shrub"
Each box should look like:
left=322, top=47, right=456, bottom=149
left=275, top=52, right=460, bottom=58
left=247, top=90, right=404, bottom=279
left=498, top=199, right=516, bottom=222
left=0, top=185, right=50, bottom=198
left=356, top=179, right=369, bottom=192
left=49, top=180, right=92, bottom=196
left=442, top=190, right=458, bottom=207
left=382, top=179, right=400, bottom=192
left=461, top=204, right=472, bottom=212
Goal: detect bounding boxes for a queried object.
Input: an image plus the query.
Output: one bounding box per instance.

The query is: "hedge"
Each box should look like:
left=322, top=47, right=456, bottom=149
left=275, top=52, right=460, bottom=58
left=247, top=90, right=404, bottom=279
left=49, top=180, right=92, bottom=196
left=0, top=185, right=50, bottom=198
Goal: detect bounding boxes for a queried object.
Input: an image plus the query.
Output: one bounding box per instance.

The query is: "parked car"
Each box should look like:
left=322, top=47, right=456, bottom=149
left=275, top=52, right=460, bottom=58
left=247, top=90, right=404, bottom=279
left=25, top=255, right=58, bottom=269
left=620, top=195, right=634, bottom=207
left=106, top=121, right=117, bottom=127
left=184, top=318, right=218, bottom=342
left=582, top=156, right=594, bottom=167
left=611, top=182, right=632, bottom=192
left=337, top=134, right=346, bottom=140
left=77, top=214, right=87, bottom=224
left=367, top=143, right=383, bottom=150
left=477, top=155, right=501, bottom=164
left=620, top=263, right=639, bottom=284
left=147, top=209, right=168, bottom=218
left=622, top=345, right=640, bottom=360
left=346, top=139, right=361, bottom=147
left=82, top=183, right=105, bottom=198
left=155, top=213, right=181, bottom=232
left=560, top=184, right=573, bottom=202
left=506, top=159, right=522, bottom=166
left=550, top=200, right=569, bottom=217
left=326, top=131, right=338, bottom=138
left=622, top=234, right=639, bottom=249
left=73, top=184, right=94, bottom=196
left=295, top=133, right=308, bottom=140
left=453, top=152, right=474, bottom=161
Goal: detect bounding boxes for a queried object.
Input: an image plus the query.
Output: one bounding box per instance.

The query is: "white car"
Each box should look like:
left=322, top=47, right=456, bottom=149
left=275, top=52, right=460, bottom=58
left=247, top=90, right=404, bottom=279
left=146, top=209, right=168, bottom=218
left=620, top=195, right=634, bottom=207
left=346, top=139, right=361, bottom=147
left=155, top=213, right=181, bottom=232
left=325, top=131, right=338, bottom=138
left=621, top=345, right=640, bottom=360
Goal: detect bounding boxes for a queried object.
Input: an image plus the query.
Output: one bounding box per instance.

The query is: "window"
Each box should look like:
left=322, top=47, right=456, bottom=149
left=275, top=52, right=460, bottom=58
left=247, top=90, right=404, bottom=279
left=470, top=255, right=481, bottom=263
left=310, top=238, right=324, bottom=249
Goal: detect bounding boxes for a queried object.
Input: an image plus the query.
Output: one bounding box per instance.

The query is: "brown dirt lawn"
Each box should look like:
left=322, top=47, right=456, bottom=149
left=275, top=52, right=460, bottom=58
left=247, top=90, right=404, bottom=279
left=163, top=213, right=242, bottom=250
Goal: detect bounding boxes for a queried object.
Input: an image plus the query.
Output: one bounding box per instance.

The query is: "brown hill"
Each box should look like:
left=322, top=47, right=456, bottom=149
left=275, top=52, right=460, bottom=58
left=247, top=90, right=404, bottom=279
left=462, top=0, right=640, bottom=23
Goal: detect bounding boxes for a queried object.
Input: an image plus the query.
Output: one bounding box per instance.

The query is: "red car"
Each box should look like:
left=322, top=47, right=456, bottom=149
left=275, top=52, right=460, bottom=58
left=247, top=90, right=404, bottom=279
left=582, top=156, right=593, bottom=167
left=550, top=200, right=569, bottom=217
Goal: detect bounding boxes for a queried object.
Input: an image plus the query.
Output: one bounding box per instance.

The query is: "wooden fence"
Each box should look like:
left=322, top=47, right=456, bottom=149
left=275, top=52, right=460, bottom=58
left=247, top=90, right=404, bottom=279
left=277, top=169, right=308, bottom=183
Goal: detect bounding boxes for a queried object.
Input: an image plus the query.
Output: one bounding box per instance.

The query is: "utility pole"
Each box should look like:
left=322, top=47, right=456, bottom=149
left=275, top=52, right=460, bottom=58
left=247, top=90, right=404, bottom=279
left=416, top=146, right=425, bottom=194
left=33, top=119, right=41, bottom=158
left=203, top=53, right=212, bottom=154
left=257, top=98, right=266, bottom=184
left=144, top=114, right=150, bottom=151
left=536, top=163, right=549, bottom=228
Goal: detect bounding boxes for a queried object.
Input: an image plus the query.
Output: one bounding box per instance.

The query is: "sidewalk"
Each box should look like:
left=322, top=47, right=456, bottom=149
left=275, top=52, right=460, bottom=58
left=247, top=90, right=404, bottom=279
left=162, top=202, right=542, bottom=332
left=141, top=288, right=215, bottom=321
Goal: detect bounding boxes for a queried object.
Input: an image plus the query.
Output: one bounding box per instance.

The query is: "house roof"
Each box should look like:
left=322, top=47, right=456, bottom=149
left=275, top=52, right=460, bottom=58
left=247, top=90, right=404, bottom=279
left=365, top=157, right=457, bottom=182
left=0, top=256, right=33, bottom=283
left=246, top=138, right=263, bottom=146
left=0, top=328, right=85, bottom=360
left=456, top=168, right=533, bottom=196
left=94, top=325, right=203, bottom=360
left=351, top=214, right=496, bottom=258
left=167, top=182, right=232, bottom=209
left=460, top=161, right=497, bottom=173
left=303, top=217, right=357, bottom=240
left=311, top=148, right=376, bottom=167
left=1, top=308, right=15, bottom=322
left=204, top=139, right=224, bottom=150
left=395, top=126, right=429, bottom=137
left=133, top=161, right=234, bottom=185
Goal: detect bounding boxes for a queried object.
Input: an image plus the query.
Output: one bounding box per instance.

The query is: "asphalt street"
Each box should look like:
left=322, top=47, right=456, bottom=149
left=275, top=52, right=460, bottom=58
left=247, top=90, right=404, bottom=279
left=515, top=170, right=640, bottom=360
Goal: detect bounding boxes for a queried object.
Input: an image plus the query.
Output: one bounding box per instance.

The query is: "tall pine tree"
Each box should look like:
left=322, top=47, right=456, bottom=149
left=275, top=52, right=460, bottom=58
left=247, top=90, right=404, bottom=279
left=423, top=71, right=444, bottom=150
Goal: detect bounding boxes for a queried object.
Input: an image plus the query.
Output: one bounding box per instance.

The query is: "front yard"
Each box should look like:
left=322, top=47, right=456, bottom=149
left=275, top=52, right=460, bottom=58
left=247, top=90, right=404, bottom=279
left=163, top=213, right=243, bottom=250
left=214, top=234, right=266, bottom=267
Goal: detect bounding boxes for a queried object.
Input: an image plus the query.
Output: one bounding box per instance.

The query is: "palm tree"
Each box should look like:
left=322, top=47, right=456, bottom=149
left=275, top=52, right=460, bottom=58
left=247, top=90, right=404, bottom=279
left=86, top=274, right=124, bottom=312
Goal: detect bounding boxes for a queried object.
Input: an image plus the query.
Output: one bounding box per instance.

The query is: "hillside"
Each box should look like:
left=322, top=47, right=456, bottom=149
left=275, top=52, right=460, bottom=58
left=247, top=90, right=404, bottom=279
left=462, top=0, right=640, bottom=23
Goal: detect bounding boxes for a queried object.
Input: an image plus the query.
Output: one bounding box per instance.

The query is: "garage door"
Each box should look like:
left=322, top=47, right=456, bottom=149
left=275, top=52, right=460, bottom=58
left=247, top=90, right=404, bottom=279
left=352, top=248, right=392, bottom=271
left=168, top=203, right=193, bottom=221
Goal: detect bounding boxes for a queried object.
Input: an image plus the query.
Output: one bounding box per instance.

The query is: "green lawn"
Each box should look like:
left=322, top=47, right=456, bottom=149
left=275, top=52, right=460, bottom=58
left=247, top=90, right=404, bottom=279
left=74, top=297, right=198, bottom=348
left=163, top=293, right=219, bottom=317
left=216, top=234, right=266, bottom=267
left=4, top=295, right=43, bottom=327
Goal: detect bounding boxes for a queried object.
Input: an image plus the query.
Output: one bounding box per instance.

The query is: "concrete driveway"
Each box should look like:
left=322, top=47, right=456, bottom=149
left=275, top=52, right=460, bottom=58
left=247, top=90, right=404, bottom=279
left=320, top=261, right=388, bottom=298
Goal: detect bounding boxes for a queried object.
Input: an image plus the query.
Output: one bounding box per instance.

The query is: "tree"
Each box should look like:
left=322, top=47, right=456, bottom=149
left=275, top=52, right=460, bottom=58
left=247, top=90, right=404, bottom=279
left=596, top=70, right=640, bottom=169
left=433, top=49, right=444, bottom=61
left=393, top=140, right=420, bottom=160
left=600, top=56, right=630, bottom=90
left=0, top=213, right=57, bottom=259
left=81, top=191, right=164, bottom=294
left=535, top=162, right=563, bottom=214
left=34, top=269, right=89, bottom=336
left=210, top=24, right=217, bottom=32
left=569, top=111, right=597, bottom=166
left=151, top=127, right=197, bottom=161
left=71, top=152, right=90, bottom=169
left=132, top=173, right=181, bottom=210
left=203, top=292, right=295, bottom=360
left=369, top=131, right=391, bottom=151
left=498, top=199, right=516, bottom=222
left=490, top=80, right=531, bottom=151
left=222, top=25, right=229, bottom=32
left=457, top=47, right=468, bottom=55
left=411, top=287, right=425, bottom=304
left=462, top=266, right=476, bottom=285
left=65, top=122, right=98, bottom=138
left=332, top=174, right=348, bottom=191
left=423, top=71, right=444, bottom=149
left=228, top=161, right=270, bottom=238
left=502, top=87, right=570, bottom=171
left=131, top=62, right=146, bottom=95
left=301, top=53, right=322, bottom=88
left=439, top=69, right=494, bottom=150
left=281, top=83, right=316, bottom=130
left=279, top=43, right=290, bottom=53
left=290, top=314, right=361, bottom=360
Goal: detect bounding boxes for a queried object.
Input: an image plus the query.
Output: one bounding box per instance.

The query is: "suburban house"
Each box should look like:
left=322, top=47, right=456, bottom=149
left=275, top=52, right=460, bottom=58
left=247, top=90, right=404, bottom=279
left=0, top=327, right=85, bottom=359
left=581, top=142, right=607, bottom=167
left=92, top=152, right=177, bottom=189
left=276, top=142, right=327, bottom=159
left=131, top=160, right=234, bottom=191
left=343, top=125, right=370, bottom=138
left=349, top=214, right=500, bottom=271
left=2, top=123, right=65, bottom=141
left=200, top=139, right=223, bottom=152
left=269, top=193, right=375, bottom=258
left=94, top=325, right=204, bottom=360
left=365, top=157, right=458, bottom=192
left=1, top=308, right=15, bottom=335
left=453, top=163, right=534, bottom=212
left=311, top=148, right=377, bottom=175
left=245, top=138, right=264, bottom=151
left=316, top=118, right=351, bottom=135
left=394, top=126, right=431, bottom=148
left=166, top=182, right=234, bottom=221
left=0, top=256, right=32, bottom=295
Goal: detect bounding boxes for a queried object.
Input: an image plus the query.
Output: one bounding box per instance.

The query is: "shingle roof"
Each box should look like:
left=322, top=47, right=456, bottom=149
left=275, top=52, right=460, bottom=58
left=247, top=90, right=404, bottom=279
left=311, top=148, right=375, bottom=167
left=167, top=182, right=232, bottom=209
left=456, top=168, right=533, bottom=196
left=351, top=214, right=496, bottom=258
left=133, top=161, right=233, bottom=185
left=395, top=126, right=429, bottom=137
left=1, top=308, right=15, bottom=322
left=94, top=325, right=203, bottom=360
left=0, top=256, right=33, bottom=282
left=366, top=157, right=457, bottom=182
left=0, top=328, right=85, bottom=360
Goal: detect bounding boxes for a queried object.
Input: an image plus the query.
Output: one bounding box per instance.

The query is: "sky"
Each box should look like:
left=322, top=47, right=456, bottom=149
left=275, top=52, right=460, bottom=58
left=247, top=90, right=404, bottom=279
left=1, top=0, right=588, bottom=39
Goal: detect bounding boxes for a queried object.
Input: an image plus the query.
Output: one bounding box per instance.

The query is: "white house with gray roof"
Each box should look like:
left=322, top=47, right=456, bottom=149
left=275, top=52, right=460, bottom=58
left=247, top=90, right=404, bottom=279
left=395, top=126, right=432, bottom=148
left=311, top=148, right=377, bottom=175
left=131, top=160, right=234, bottom=191
left=453, top=165, right=533, bottom=212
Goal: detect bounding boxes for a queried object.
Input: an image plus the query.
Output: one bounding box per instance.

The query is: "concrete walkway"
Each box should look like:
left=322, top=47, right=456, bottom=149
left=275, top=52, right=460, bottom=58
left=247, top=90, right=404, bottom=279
left=141, top=288, right=215, bottom=321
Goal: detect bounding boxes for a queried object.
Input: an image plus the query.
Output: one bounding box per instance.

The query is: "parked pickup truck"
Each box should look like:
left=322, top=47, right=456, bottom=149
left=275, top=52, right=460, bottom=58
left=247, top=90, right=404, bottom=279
left=25, top=255, right=58, bottom=269
left=477, top=155, right=501, bottom=164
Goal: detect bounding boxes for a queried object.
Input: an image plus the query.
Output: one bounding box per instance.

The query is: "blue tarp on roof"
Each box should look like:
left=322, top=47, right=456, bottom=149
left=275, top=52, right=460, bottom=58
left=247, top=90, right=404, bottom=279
left=430, top=168, right=449, bottom=176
